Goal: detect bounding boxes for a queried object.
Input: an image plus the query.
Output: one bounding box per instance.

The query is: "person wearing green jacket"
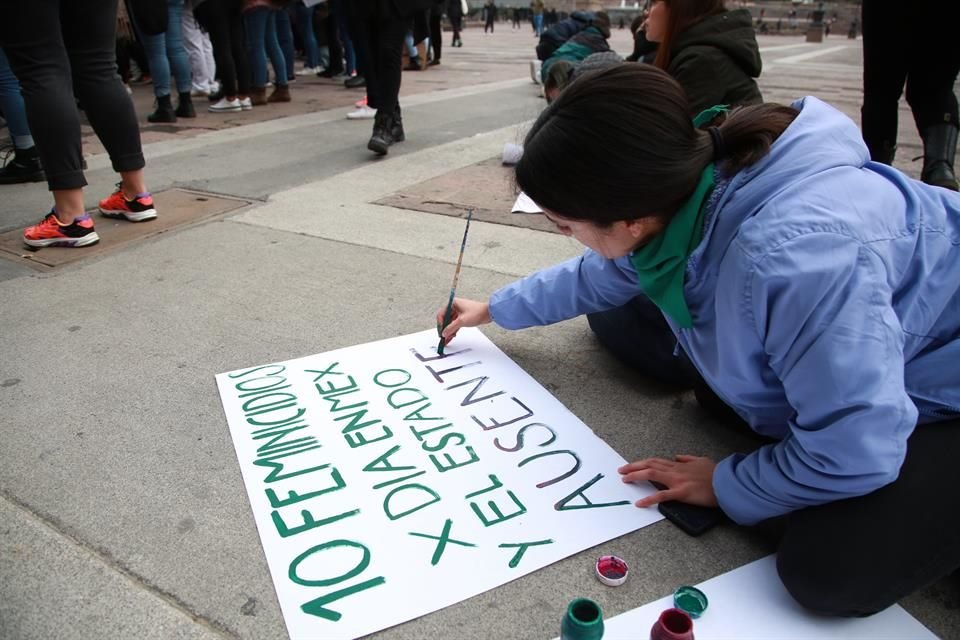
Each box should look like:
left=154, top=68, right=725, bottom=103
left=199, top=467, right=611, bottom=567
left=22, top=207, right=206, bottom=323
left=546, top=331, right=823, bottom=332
left=645, top=0, right=761, bottom=114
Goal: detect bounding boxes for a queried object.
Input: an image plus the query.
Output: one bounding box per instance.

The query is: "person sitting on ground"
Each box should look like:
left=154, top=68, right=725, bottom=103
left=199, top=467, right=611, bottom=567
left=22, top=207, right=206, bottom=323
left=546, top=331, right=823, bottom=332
left=539, top=11, right=611, bottom=89
left=535, top=9, right=595, bottom=62
left=543, top=50, right=622, bottom=103
left=644, top=0, right=761, bottom=114
left=625, top=14, right=657, bottom=63
left=436, top=63, right=960, bottom=618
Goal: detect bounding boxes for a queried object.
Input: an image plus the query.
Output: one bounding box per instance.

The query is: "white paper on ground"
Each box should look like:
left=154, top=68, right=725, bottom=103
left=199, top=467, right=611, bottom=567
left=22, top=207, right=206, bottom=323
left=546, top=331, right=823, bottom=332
left=216, top=328, right=662, bottom=640
left=512, top=191, right=543, bottom=214
left=599, top=555, right=937, bottom=640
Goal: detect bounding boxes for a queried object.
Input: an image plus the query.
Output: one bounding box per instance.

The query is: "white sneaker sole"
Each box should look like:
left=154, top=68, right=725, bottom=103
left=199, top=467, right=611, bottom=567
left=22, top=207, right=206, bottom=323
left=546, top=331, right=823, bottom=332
left=346, top=112, right=377, bottom=120
left=100, top=208, right=158, bottom=222
left=24, top=232, right=100, bottom=248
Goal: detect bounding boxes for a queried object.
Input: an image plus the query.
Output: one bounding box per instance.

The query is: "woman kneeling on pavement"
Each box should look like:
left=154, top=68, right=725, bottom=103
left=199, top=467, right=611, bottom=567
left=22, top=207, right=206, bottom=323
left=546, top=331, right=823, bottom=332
left=436, top=64, right=960, bottom=616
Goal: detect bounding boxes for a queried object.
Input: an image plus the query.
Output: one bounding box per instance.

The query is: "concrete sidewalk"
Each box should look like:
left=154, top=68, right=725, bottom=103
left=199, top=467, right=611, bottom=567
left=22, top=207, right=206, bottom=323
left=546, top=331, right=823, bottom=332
left=2, top=28, right=958, bottom=640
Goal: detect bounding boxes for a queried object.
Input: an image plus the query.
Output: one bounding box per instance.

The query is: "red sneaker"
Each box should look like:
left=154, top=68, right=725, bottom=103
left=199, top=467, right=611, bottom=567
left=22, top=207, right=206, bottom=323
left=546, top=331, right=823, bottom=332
left=23, top=211, right=100, bottom=248
left=99, top=185, right=157, bottom=222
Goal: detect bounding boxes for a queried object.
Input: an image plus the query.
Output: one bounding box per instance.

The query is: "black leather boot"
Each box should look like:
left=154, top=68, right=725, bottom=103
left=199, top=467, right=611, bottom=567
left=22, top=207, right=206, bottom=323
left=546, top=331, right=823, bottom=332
left=868, top=139, right=896, bottom=165
left=367, top=110, right=395, bottom=155
left=176, top=92, right=196, bottom=118
left=391, top=104, right=405, bottom=143
left=920, top=123, right=959, bottom=191
left=0, top=145, right=45, bottom=184
left=148, top=94, right=177, bottom=123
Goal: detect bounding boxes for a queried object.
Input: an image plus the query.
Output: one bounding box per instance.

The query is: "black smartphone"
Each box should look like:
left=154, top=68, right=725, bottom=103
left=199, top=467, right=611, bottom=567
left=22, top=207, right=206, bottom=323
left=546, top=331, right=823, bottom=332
left=650, top=481, right=725, bottom=537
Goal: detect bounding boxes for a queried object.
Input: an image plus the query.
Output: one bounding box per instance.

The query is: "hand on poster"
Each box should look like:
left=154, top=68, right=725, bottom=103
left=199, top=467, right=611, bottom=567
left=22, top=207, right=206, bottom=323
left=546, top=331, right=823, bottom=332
left=435, top=297, right=491, bottom=343
left=618, top=455, right=718, bottom=508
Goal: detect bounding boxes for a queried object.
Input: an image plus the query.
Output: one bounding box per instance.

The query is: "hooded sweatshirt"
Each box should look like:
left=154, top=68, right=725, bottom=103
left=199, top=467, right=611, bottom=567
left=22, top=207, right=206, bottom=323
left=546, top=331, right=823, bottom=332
left=487, top=97, right=960, bottom=525
left=668, top=8, right=762, bottom=113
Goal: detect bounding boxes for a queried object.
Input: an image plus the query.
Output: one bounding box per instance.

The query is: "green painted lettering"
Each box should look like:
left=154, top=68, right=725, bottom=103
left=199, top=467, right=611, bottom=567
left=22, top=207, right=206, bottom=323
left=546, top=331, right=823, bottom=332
left=383, top=483, right=441, bottom=520
left=429, top=446, right=479, bottom=473
left=554, top=473, right=631, bottom=511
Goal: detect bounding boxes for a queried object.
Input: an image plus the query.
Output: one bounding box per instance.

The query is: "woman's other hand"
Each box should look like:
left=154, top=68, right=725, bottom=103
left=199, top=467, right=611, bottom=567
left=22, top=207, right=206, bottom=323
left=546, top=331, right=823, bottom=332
left=619, top=454, right=719, bottom=508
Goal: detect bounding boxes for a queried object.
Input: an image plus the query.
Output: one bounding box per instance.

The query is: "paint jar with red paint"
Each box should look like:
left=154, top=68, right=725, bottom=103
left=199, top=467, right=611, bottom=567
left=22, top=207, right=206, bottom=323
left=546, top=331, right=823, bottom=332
left=650, top=607, right=694, bottom=640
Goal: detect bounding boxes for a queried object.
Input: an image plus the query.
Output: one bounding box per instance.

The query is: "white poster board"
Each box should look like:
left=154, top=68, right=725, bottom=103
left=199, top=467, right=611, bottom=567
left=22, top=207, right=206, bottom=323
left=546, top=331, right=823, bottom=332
left=600, top=555, right=937, bottom=640
left=216, top=328, right=662, bottom=640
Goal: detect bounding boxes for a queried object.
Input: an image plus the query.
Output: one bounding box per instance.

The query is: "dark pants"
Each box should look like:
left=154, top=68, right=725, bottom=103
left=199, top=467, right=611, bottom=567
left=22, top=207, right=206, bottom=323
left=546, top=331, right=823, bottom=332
left=194, top=0, right=251, bottom=98
left=776, top=418, right=960, bottom=616
left=348, top=3, right=407, bottom=114
left=861, top=0, right=960, bottom=160
left=586, top=294, right=699, bottom=388
left=429, top=8, right=442, bottom=62
left=0, top=0, right=145, bottom=191
left=450, top=16, right=463, bottom=45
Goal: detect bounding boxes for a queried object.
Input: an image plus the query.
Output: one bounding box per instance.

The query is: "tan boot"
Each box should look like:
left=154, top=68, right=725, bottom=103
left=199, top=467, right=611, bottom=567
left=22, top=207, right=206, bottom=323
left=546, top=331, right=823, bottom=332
left=249, top=87, right=268, bottom=106
left=268, top=85, right=291, bottom=103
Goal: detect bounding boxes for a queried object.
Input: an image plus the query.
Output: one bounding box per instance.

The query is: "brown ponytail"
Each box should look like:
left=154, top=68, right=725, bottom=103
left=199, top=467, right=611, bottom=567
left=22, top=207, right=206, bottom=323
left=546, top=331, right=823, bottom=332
left=711, top=103, right=799, bottom=174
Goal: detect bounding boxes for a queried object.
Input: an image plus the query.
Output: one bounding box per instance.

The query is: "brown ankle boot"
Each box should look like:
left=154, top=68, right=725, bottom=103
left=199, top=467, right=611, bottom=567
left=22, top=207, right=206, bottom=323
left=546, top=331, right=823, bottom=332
left=268, top=85, right=291, bottom=103
left=249, top=87, right=268, bottom=106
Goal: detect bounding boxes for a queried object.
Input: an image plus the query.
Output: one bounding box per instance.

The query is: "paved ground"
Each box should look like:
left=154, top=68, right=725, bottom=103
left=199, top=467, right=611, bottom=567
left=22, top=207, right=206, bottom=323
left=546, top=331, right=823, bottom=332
left=2, top=25, right=958, bottom=640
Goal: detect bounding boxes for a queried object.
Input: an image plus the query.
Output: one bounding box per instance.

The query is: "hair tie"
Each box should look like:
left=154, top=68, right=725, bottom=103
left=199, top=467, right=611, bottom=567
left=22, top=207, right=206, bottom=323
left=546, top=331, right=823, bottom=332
left=707, top=126, right=726, bottom=160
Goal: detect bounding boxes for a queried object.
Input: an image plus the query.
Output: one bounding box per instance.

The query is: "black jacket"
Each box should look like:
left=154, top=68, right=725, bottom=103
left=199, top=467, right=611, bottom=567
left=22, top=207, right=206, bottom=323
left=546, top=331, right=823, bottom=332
left=667, top=8, right=762, bottom=114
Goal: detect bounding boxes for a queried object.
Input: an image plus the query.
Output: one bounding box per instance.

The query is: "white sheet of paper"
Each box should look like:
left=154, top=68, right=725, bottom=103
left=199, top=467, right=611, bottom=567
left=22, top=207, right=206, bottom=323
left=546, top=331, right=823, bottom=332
left=216, top=328, right=662, bottom=640
left=599, top=555, right=937, bottom=640
left=512, top=191, right=543, bottom=214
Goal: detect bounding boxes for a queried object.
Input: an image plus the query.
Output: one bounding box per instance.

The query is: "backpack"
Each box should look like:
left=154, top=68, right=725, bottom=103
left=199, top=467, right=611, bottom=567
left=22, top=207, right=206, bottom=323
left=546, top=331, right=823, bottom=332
left=536, top=10, right=594, bottom=61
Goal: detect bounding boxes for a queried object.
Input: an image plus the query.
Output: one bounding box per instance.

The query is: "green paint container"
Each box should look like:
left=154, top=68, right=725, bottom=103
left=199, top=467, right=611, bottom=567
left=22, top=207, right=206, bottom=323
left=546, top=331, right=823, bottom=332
left=561, top=597, right=604, bottom=640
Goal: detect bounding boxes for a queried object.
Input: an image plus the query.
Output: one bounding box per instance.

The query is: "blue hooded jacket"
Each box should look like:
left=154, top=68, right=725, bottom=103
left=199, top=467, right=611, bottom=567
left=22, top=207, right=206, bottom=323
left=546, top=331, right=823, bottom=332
left=488, top=97, right=960, bottom=525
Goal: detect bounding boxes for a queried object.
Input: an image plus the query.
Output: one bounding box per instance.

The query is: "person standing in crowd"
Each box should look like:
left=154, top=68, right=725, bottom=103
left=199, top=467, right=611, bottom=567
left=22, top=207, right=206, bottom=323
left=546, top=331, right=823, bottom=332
left=0, top=0, right=157, bottom=248
left=243, top=0, right=291, bottom=104
left=349, top=0, right=430, bottom=155
left=860, top=0, right=959, bottom=190
left=182, top=0, right=219, bottom=97
left=0, top=47, right=44, bottom=184
left=194, top=0, right=253, bottom=112
left=428, top=0, right=444, bottom=66
left=275, top=4, right=297, bottom=86
left=140, top=0, right=196, bottom=122
left=484, top=0, right=497, bottom=33
left=447, top=0, right=464, bottom=48
left=531, top=0, right=545, bottom=36
left=293, top=1, right=323, bottom=75
left=437, top=64, right=960, bottom=617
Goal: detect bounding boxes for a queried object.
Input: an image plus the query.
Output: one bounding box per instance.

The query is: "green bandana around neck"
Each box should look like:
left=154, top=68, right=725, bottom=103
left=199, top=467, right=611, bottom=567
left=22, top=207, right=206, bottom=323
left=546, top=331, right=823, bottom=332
left=628, top=163, right=715, bottom=329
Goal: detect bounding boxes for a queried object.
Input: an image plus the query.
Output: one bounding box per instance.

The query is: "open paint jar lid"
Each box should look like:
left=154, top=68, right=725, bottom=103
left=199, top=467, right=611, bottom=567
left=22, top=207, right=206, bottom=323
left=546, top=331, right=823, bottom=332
left=595, top=555, right=629, bottom=587
left=673, top=585, right=708, bottom=618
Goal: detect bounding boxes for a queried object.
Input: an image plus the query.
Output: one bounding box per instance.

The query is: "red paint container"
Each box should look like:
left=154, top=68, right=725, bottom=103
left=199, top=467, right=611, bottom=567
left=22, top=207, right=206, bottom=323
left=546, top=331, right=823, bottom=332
left=650, top=607, right=694, bottom=640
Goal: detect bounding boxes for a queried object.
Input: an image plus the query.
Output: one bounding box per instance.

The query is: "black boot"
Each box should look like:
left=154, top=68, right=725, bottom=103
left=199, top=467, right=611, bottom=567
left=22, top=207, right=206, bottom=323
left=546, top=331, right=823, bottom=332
left=391, top=105, right=405, bottom=143
left=0, top=145, right=45, bottom=184
left=175, top=92, right=196, bottom=118
left=148, top=94, right=177, bottom=123
left=367, top=111, right=395, bottom=155
left=920, top=123, right=959, bottom=191
left=868, top=139, right=896, bottom=165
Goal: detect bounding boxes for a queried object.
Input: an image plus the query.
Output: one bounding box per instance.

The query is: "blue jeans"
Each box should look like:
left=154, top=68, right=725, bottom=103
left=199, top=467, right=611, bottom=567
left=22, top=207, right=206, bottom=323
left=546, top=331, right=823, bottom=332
left=141, top=0, right=192, bottom=97
left=276, top=7, right=295, bottom=81
left=332, top=0, right=355, bottom=75
left=533, top=14, right=544, bottom=36
left=245, top=7, right=287, bottom=88
left=0, top=47, right=34, bottom=148
left=293, top=2, right=320, bottom=68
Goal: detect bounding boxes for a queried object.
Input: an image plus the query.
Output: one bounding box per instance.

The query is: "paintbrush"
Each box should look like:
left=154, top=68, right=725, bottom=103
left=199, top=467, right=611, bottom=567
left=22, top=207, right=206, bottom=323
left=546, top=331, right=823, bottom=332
left=437, top=208, right=474, bottom=356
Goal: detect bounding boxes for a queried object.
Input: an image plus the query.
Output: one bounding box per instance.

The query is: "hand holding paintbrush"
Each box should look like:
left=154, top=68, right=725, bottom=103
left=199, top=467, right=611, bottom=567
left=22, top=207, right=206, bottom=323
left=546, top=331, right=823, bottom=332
left=434, top=209, right=493, bottom=354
